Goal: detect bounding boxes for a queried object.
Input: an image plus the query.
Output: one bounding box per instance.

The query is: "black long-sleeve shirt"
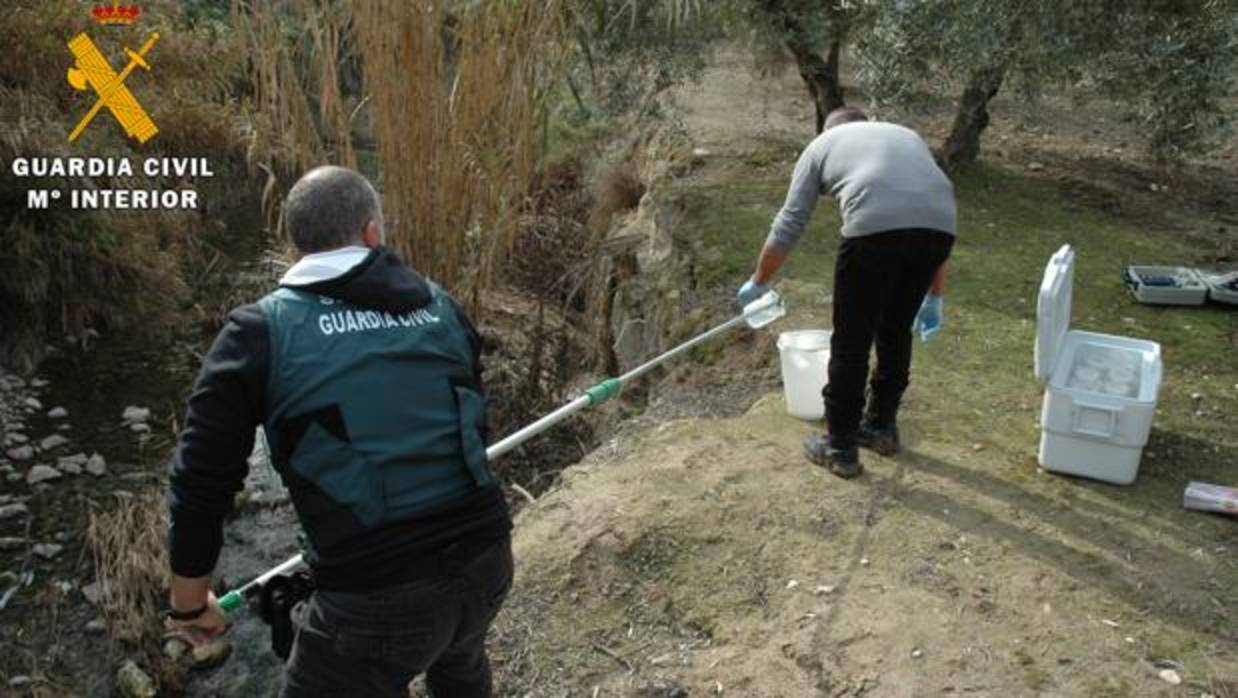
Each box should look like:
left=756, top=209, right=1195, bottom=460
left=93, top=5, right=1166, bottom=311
left=167, top=247, right=510, bottom=590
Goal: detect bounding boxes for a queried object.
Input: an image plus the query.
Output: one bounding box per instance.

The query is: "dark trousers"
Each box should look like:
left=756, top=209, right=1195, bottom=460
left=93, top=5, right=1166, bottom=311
left=823, top=229, right=954, bottom=447
left=280, top=536, right=514, bottom=698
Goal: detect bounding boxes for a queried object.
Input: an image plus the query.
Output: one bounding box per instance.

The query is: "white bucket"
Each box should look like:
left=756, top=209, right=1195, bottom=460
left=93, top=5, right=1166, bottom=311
left=777, top=330, right=831, bottom=420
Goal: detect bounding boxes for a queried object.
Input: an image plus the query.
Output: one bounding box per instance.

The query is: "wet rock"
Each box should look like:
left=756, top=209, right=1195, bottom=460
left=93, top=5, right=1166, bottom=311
left=86, top=453, right=108, bottom=477
left=122, top=406, right=151, bottom=423
left=0, top=503, right=29, bottom=519
left=116, top=660, right=157, bottom=698
left=9, top=675, right=31, bottom=688
left=1158, top=669, right=1182, bottom=685
left=82, top=581, right=108, bottom=605
left=0, top=537, right=26, bottom=551
left=192, top=638, right=233, bottom=669
left=26, top=464, right=62, bottom=485
left=33, top=543, right=64, bottom=559
left=39, top=434, right=69, bottom=451
left=6, top=445, right=35, bottom=461
left=85, top=618, right=107, bottom=634
left=1028, top=162, right=1044, bottom=171
left=23, top=397, right=42, bottom=411
left=129, top=422, right=151, bottom=434
left=6, top=433, right=28, bottom=444
left=47, top=406, right=68, bottom=419
left=29, top=378, right=48, bottom=389
left=58, top=453, right=88, bottom=475
left=164, top=636, right=191, bottom=661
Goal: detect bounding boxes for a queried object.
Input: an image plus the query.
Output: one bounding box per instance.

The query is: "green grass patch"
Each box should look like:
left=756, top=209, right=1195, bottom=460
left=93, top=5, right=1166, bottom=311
left=675, top=156, right=1237, bottom=513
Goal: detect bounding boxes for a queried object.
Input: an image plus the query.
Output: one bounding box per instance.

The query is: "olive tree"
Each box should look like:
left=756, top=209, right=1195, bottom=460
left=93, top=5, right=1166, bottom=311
left=853, top=0, right=1236, bottom=171
left=741, top=0, right=866, bottom=133
left=565, top=0, right=721, bottom=118
left=1087, top=0, right=1237, bottom=160
left=567, top=0, right=871, bottom=133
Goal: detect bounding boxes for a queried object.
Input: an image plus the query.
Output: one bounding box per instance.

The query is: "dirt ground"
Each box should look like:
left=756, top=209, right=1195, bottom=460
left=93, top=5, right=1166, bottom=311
left=485, top=51, right=1237, bottom=698
left=492, top=397, right=1235, bottom=697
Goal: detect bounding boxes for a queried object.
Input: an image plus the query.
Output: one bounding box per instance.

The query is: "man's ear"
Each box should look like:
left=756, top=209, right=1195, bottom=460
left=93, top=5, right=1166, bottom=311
left=361, top=219, right=383, bottom=249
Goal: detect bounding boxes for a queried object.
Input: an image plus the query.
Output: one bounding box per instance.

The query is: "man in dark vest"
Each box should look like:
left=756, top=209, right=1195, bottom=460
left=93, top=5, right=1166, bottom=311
left=163, top=165, right=513, bottom=697
left=737, top=107, right=956, bottom=479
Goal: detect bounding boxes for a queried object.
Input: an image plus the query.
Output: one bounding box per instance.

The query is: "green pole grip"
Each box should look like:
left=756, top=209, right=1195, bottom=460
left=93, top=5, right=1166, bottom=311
left=218, top=589, right=245, bottom=613
left=584, top=378, right=622, bottom=405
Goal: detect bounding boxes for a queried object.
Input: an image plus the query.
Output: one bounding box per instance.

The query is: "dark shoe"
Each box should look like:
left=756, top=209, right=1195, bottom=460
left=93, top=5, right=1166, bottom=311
left=857, top=421, right=900, bottom=456
left=802, top=433, right=863, bottom=479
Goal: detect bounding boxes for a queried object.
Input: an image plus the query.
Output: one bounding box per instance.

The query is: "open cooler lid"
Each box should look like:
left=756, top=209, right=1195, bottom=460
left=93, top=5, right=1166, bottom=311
left=1035, top=244, right=1075, bottom=383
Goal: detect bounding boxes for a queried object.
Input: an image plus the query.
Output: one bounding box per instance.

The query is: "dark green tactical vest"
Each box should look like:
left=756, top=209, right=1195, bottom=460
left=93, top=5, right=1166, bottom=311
left=257, top=285, right=492, bottom=555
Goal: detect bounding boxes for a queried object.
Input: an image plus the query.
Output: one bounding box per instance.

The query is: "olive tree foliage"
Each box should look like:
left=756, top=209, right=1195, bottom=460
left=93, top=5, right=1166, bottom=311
left=853, top=1, right=1092, bottom=171
left=564, top=0, right=871, bottom=134
left=1086, top=1, right=1237, bottom=160
left=852, top=0, right=1237, bottom=171
left=564, top=0, right=722, bottom=119
left=738, top=0, right=870, bottom=133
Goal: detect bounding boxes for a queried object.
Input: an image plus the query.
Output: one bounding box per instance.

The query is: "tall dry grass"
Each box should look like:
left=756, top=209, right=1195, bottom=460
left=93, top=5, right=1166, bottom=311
left=234, top=1, right=571, bottom=305
left=85, top=491, right=169, bottom=645
left=353, top=2, right=566, bottom=298
left=233, top=0, right=358, bottom=235
left=233, top=0, right=353, bottom=172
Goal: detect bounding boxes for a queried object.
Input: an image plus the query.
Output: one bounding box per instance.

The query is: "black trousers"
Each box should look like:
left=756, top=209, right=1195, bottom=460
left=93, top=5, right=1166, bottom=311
left=280, top=536, right=514, bottom=698
left=823, top=229, right=954, bottom=447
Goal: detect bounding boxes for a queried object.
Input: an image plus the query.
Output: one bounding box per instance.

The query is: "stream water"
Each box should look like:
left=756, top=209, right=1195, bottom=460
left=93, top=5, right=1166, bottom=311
left=0, top=182, right=307, bottom=696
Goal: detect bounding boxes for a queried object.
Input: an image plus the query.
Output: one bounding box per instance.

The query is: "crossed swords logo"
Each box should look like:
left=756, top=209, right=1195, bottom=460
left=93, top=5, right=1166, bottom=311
left=66, top=32, right=160, bottom=144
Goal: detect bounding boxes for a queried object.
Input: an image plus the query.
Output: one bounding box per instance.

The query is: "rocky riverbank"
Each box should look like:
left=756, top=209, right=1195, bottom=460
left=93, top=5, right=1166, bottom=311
left=1, top=362, right=123, bottom=693
left=0, top=352, right=304, bottom=696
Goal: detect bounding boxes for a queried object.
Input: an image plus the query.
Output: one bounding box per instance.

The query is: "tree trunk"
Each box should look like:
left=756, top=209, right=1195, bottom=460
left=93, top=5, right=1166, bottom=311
left=786, top=36, right=845, bottom=134
left=941, top=64, right=1007, bottom=173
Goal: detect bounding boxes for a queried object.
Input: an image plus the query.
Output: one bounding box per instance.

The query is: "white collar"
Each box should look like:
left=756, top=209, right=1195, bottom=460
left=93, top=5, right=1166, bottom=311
left=280, top=246, right=371, bottom=286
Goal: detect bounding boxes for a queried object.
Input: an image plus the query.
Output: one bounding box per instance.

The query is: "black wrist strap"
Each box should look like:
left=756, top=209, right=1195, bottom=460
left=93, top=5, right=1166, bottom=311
left=165, top=603, right=208, bottom=621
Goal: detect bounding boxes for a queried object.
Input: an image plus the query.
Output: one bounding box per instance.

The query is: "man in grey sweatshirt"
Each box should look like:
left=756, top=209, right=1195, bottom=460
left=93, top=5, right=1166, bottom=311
left=737, top=107, right=956, bottom=478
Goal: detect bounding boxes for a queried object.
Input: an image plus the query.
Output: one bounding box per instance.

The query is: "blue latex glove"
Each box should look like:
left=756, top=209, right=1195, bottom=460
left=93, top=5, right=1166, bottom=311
left=737, top=279, right=769, bottom=307
left=914, top=294, right=944, bottom=341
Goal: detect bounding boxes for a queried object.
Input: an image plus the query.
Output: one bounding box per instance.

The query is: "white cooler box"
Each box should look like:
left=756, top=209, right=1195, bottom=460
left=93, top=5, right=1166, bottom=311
left=1035, top=245, right=1163, bottom=485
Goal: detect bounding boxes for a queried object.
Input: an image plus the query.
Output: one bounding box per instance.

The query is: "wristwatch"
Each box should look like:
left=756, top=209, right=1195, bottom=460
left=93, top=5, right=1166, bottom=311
left=164, top=603, right=208, bottom=622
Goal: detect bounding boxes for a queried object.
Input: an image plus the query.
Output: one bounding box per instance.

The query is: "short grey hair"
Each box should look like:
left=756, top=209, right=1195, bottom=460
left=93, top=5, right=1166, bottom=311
left=824, top=106, right=869, bottom=130
left=284, top=166, right=383, bottom=253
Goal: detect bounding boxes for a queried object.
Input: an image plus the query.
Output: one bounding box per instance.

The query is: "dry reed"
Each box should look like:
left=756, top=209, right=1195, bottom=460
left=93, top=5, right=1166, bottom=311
left=353, top=1, right=567, bottom=299
left=233, top=1, right=569, bottom=306
left=233, top=0, right=333, bottom=175
left=85, top=492, right=170, bottom=645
